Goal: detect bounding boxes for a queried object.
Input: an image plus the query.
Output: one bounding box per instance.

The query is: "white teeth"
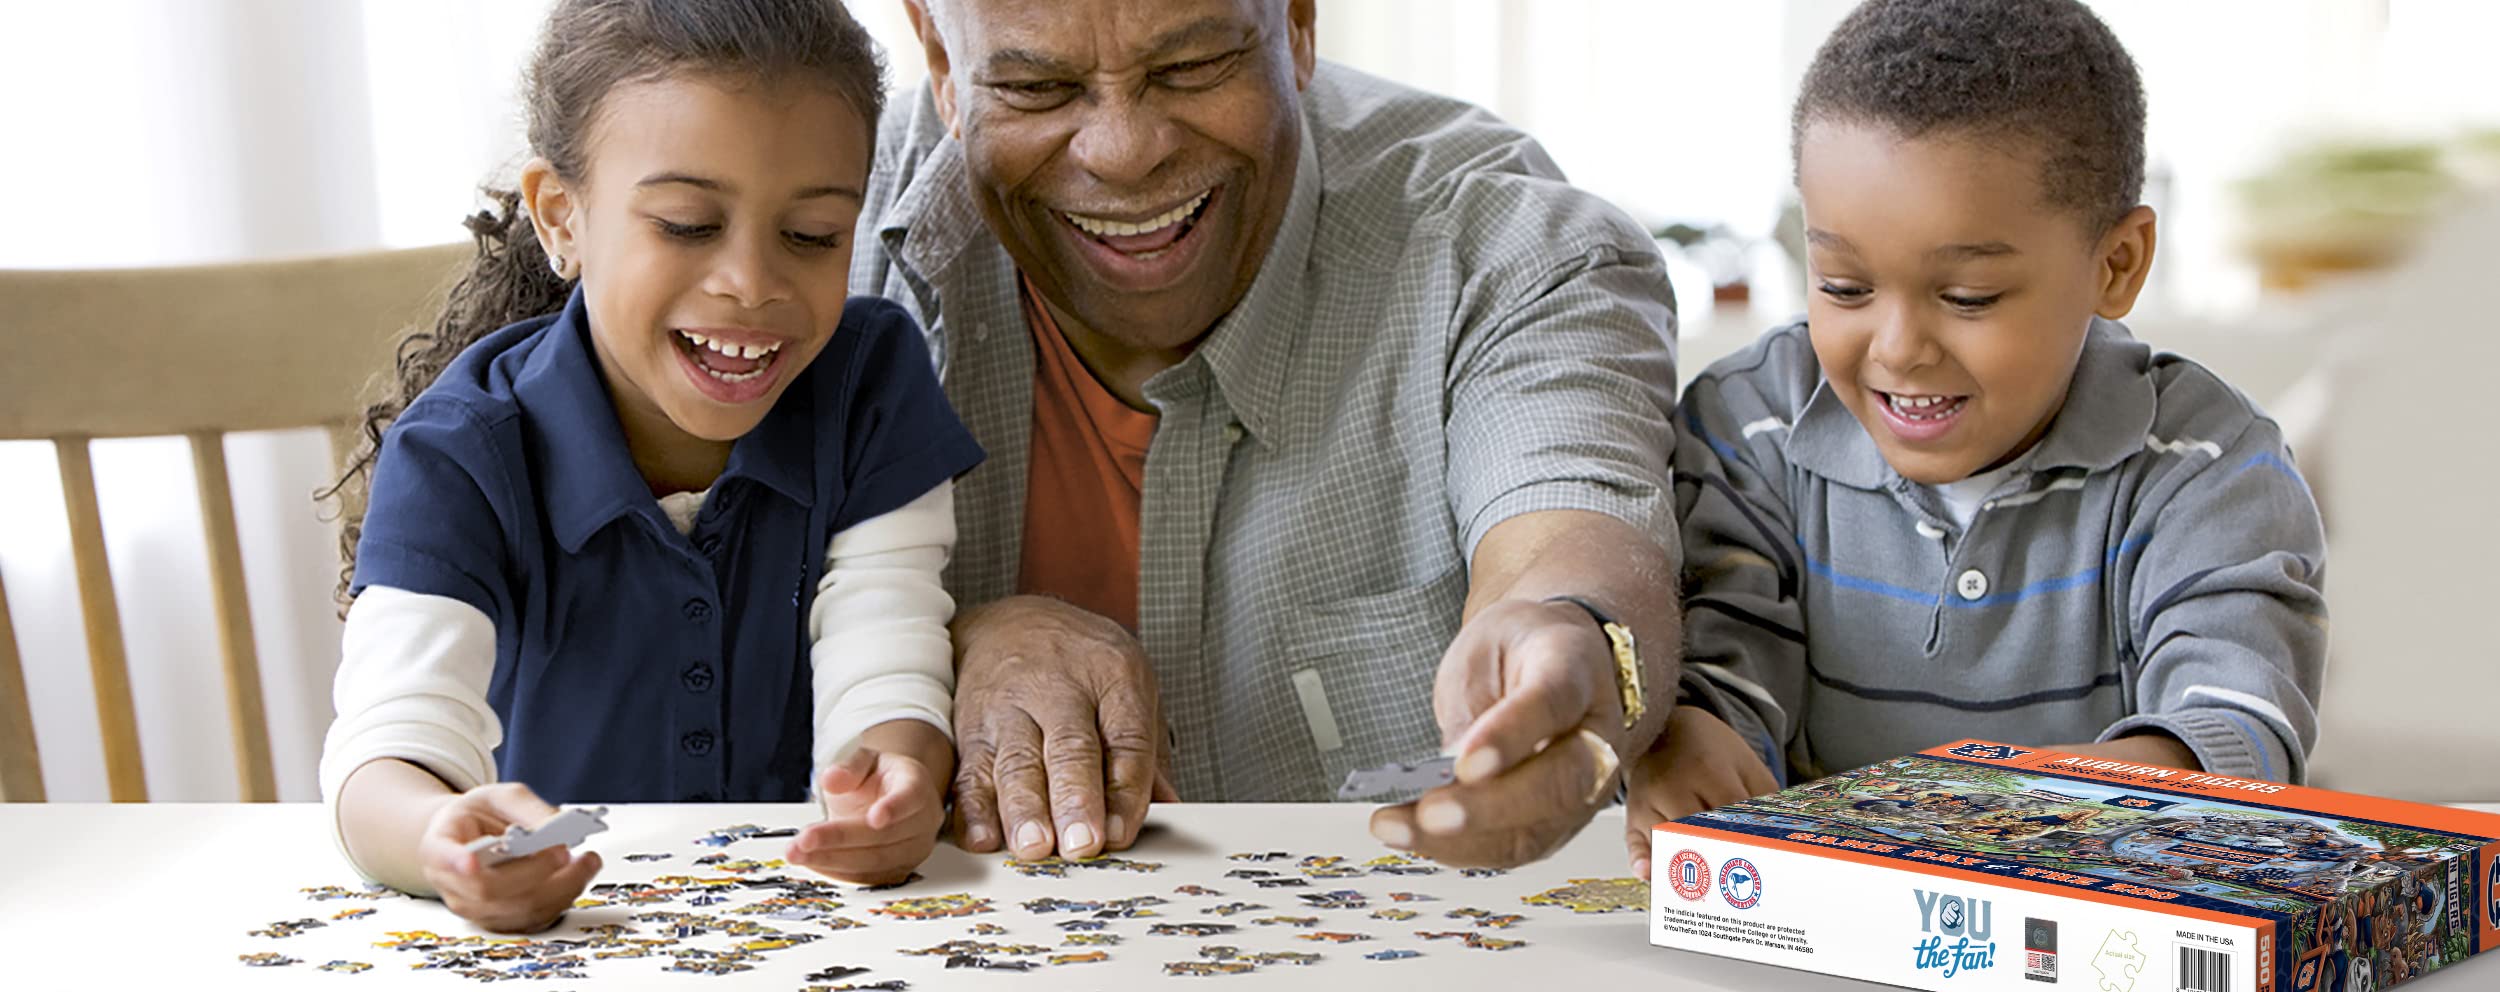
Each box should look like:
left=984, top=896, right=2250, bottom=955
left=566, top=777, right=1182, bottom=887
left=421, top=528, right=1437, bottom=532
left=1064, top=192, right=1209, bottom=239
left=1887, top=393, right=1964, bottom=421
left=677, top=330, right=782, bottom=361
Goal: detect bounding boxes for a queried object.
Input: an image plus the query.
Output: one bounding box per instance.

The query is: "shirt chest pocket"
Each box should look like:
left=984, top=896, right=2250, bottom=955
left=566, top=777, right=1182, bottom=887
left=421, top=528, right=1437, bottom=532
left=1277, top=564, right=1466, bottom=797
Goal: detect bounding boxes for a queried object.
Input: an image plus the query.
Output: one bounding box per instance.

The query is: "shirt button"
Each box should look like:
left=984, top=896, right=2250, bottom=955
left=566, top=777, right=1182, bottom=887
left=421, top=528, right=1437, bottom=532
left=1223, top=422, right=1245, bottom=444
left=683, top=598, right=712, bottom=622
left=1956, top=569, right=1990, bottom=601
left=682, top=663, right=715, bottom=693
left=681, top=730, right=715, bottom=756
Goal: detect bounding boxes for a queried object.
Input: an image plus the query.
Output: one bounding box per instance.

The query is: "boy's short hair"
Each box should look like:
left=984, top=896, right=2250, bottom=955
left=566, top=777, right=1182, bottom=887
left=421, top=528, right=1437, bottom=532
left=1794, top=0, right=2147, bottom=233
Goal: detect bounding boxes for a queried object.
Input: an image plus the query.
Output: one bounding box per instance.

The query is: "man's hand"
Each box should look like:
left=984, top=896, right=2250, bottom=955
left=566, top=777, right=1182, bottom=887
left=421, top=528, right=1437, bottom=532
left=417, top=783, right=603, bottom=933
left=949, top=596, right=1177, bottom=861
left=1367, top=598, right=1628, bottom=868
left=788, top=720, right=952, bottom=885
left=1621, top=706, right=1779, bottom=878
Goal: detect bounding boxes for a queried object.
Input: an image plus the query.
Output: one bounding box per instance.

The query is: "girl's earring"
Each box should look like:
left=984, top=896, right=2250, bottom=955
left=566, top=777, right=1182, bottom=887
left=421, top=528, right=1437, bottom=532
left=549, top=253, right=567, bottom=279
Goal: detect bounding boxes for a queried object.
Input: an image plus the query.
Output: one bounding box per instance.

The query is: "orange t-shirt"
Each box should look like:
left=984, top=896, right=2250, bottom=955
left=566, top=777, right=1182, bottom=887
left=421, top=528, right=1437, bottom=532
left=1016, top=279, right=1156, bottom=632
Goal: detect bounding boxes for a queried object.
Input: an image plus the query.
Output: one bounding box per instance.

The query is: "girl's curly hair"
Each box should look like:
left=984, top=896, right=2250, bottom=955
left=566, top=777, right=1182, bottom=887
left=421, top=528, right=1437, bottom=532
left=318, top=0, right=887, bottom=609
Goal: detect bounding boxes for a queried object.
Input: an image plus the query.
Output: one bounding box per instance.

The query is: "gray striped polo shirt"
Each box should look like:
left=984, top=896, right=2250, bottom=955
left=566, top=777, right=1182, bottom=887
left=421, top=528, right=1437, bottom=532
left=1676, top=319, right=2326, bottom=783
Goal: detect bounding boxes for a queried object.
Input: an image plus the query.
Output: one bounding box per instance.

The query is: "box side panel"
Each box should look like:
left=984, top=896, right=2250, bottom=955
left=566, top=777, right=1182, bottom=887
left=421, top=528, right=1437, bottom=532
left=1653, top=824, right=2261, bottom=991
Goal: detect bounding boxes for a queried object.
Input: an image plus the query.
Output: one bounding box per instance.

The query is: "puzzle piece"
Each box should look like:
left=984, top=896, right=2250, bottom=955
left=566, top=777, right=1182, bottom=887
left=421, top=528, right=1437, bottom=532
left=1049, top=950, right=1110, bottom=965
left=1366, top=948, right=1422, bottom=960
left=1522, top=876, right=1649, bottom=914
left=1337, top=755, right=1456, bottom=800
left=466, top=805, right=609, bottom=866
left=2093, top=929, right=2144, bottom=992
left=872, top=894, right=994, bottom=920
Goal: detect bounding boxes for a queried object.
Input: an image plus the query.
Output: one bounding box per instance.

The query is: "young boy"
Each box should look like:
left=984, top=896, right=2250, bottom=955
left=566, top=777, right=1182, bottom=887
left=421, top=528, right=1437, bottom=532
left=1623, top=0, right=2327, bottom=877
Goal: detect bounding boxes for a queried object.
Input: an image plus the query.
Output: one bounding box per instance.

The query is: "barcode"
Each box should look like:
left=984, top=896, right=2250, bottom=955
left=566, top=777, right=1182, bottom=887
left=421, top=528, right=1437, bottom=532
left=2179, top=946, right=2230, bottom=992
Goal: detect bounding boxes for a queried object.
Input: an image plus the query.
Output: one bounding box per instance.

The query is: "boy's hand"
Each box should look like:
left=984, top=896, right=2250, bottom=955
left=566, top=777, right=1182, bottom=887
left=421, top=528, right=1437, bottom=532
left=789, top=745, right=946, bottom=885
left=418, top=783, right=603, bottom=933
left=1622, top=706, right=1779, bottom=879
left=2043, top=733, right=2200, bottom=771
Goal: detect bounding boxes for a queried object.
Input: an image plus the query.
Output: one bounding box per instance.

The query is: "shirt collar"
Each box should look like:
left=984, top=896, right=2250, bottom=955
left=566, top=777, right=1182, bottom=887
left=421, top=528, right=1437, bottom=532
left=1168, top=124, right=1321, bottom=442
left=516, top=287, right=816, bottom=553
left=1787, top=316, right=2156, bottom=490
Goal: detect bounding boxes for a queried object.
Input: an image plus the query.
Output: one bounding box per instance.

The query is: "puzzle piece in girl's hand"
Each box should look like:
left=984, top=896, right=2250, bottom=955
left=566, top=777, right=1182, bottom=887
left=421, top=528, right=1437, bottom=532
left=1337, top=755, right=1456, bottom=799
left=467, top=806, right=609, bottom=866
left=1520, top=877, right=1649, bottom=914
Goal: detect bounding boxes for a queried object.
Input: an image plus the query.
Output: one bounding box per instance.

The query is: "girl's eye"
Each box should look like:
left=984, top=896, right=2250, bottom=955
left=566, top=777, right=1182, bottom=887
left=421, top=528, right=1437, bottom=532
left=1817, top=282, right=1871, bottom=302
left=1942, top=292, right=2004, bottom=311
left=785, top=230, right=845, bottom=251
left=655, top=219, right=719, bottom=241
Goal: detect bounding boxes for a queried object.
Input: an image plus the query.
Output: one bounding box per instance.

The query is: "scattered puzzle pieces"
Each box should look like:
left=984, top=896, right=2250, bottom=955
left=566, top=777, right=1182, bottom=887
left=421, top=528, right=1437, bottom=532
left=1522, top=877, right=1649, bottom=914
left=871, top=894, right=994, bottom=920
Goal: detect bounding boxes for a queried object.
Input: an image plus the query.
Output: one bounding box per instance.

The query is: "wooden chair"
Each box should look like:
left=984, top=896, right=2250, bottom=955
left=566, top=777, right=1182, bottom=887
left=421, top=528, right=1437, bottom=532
left=0, top=244, right=468, bottom=802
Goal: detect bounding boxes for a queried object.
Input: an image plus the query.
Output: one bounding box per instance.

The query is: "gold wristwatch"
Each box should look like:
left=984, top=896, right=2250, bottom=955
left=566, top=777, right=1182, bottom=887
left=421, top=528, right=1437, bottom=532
left=1547, top=595, right=1644, bottom=731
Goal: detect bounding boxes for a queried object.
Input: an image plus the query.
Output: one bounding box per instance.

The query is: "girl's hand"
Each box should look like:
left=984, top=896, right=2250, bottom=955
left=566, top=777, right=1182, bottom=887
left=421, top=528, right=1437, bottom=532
left=1621, top=706, right=1780, bottom=879
left=417, top=782, right=604, bottom=933
left=788, top=745, right=946, bottom=885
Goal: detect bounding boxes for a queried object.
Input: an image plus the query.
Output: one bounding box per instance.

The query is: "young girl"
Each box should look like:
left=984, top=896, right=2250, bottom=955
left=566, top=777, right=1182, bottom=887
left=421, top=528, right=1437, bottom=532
left=317, top=0, right=982, bottom=933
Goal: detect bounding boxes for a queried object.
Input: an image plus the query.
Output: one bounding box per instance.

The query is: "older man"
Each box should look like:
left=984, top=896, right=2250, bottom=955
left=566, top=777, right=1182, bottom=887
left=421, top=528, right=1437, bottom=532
left=854, top=0, right=1682, bottom=870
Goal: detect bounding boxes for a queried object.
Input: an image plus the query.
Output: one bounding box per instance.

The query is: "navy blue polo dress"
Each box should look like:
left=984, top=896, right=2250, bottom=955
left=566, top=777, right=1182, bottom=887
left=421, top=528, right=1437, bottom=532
left=351, top=289, right=982, bottom=803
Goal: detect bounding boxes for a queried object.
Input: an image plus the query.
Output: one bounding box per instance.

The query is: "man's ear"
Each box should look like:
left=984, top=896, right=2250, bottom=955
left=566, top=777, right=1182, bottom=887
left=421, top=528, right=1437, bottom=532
left=1286, top=0, right=1317, bottom=89
left=2094, top=204, right=2157, bottom=320
left=903, top=0, right=961, bottom=138
left=519, top=157, right=581, bottom=279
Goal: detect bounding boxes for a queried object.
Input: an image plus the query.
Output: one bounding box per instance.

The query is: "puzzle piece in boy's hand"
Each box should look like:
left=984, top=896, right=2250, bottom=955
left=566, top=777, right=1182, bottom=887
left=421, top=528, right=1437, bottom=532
left=1522, top=877, right=1649, bottom=914
left=1337, top=755, right=1456, bottom=800
left=467, top=805, right=609, bottom=866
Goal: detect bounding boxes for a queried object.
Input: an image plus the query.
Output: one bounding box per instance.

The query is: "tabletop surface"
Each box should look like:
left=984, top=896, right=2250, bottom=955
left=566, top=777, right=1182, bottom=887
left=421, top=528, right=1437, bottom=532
left=3, top=801, right=2495, bottom=989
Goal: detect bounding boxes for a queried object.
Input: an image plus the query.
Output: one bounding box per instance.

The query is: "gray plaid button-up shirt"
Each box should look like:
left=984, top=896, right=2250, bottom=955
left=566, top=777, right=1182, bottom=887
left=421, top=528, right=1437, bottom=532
left=851, top=63, right=1679, bottom=801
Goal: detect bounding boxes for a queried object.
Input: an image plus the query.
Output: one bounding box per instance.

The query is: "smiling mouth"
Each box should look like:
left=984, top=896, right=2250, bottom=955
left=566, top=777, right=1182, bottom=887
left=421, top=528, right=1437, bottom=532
left=1055, top=190, right=1214, bottom=259
left=674, top=329, right=783, bottom=383
left=1880, top=391, right=1968, bottom=422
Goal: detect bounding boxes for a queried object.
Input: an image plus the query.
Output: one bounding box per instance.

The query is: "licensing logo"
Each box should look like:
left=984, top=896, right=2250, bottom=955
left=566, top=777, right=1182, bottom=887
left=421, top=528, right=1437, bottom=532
left=1666, top=850, right=1711, bottom=902
left=1719, top=857, right=1763, bottom=910
left=1946, top=743, right=2033, bottom=761
left=2024, top=917, right=2058, bottom=983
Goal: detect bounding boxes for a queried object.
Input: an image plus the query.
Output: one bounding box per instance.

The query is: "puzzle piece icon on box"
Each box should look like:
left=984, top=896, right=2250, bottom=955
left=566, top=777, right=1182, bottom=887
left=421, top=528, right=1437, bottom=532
left=2092, top=929, right=2143, bottom=992
left=1338, top=755, right=1456, bottom=800
left=465, top=806, right=609, bottom=866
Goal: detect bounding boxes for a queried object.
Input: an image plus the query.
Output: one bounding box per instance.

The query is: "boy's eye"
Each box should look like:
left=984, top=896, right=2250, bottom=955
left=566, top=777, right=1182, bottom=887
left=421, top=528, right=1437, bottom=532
left=1817, top=282, right=1871, bottom=302
left=1941, top=292, right=2004, bottom=311
left=785, top=230, right=845, bottom=251
left=654, top=219, right=719, bottom=242
left=990, top=80, right=1080, bottom=111
left=1154, top=52, right=1241, bottom=90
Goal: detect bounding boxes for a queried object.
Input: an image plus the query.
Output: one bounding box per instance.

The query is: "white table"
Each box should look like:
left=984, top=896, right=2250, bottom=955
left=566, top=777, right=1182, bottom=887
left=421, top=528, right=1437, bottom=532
left=2, top=802, right=2494, bottom=989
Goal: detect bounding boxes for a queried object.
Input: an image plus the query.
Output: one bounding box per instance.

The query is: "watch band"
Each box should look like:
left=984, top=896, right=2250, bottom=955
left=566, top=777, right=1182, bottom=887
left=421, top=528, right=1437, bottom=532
left=1544, top=595, right=1645, bottom=731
